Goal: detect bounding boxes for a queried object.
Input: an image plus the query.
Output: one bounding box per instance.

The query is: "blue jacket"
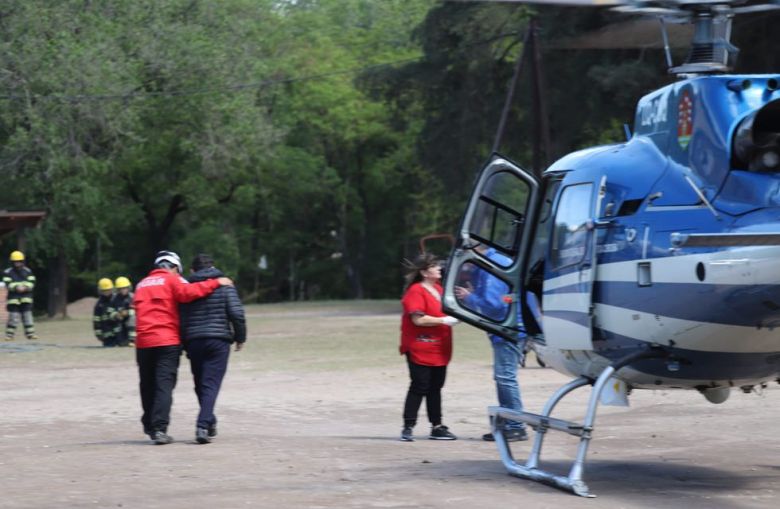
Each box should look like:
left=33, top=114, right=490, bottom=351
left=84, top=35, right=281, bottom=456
left=464, top=248, right=526, bottom=344
left=180, top=267, right=247, bottom=344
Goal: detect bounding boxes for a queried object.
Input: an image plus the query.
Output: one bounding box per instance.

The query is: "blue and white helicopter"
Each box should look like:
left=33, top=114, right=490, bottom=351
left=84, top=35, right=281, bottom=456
left=443, top=0, right=780, bottom=497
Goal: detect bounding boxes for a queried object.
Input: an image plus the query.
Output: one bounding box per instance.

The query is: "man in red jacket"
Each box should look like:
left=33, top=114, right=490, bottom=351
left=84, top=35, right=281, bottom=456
left=133, top=250, right=233, bottom=444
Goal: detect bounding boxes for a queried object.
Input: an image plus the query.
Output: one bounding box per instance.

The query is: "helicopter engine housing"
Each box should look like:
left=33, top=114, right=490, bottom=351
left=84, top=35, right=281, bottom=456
left=733, top=97, right=780, bottom=173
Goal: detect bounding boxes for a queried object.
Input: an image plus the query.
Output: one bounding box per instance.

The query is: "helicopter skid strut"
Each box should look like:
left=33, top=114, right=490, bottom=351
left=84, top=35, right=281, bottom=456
left=490, top=348, right=667, bottom=497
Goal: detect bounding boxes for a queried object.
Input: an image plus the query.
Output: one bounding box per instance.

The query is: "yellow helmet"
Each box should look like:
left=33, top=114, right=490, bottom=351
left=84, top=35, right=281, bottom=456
left=9, top=251, right=24, bottom=262
left=98, top=278, right=114, bottom=291
left=114, top=276, right=132, bottom=289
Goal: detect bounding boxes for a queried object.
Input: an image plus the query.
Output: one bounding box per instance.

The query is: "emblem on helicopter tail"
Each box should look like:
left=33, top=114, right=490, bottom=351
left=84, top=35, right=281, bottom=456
left=678, top=89, right=693, bottom=149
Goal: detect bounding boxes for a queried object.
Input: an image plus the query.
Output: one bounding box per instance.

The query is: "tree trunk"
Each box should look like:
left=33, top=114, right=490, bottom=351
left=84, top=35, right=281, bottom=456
left=288, top=252, right=296, bottom=301
left=337, top=181, right=364, bottom=300
left=46, top=256, right=57, bottom=318
left=46, top=246, right=69, bottom=318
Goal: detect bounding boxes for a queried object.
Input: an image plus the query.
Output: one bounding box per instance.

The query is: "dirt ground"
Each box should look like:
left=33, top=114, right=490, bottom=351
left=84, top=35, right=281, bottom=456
left=1, top=300, right=779, bottom=509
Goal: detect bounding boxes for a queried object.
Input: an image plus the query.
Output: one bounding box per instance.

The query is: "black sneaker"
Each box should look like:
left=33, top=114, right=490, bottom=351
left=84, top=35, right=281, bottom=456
left=207, top=426, right=217, bottom=438
left=152, top=431, right=173, bottom=445
left=483, top=429, right=528, bottom=442
left=505, top=429, right=529, bottom=442
left=429, top=425, right=457, bottom=440
left=196, top=428, right=211, bottom=444
left=400, top=427, right=414, bottom=442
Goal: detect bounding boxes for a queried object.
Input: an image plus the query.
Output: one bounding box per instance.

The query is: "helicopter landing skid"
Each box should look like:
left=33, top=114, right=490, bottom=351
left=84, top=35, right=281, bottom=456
left=489, top=348, right=667, bottom=497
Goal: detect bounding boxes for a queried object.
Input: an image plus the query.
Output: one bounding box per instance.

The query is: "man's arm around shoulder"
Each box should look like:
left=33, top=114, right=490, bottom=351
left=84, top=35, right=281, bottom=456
left=171, top=274, right=234, bottom=303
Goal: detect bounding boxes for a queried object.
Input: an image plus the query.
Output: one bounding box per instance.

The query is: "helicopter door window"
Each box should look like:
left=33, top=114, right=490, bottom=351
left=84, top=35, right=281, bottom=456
left=467, top=170, right=530, bottom=265
left=551, top=183, right=593, bottom=269
left=453, top=260, right=512, bottom=322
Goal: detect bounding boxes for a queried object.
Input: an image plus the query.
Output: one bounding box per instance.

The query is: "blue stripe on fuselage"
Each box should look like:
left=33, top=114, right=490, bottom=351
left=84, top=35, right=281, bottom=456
left=593, top=281, right=780, bottom=327
left=544, top=310, right=590, bottom=328
left=545, top=280, right=780, bottom=327
left=593, top=330, right=780, bottom=381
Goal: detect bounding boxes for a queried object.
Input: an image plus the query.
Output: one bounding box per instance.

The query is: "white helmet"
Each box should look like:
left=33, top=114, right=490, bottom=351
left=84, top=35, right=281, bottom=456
left=154, top=250, right=183, bottom=273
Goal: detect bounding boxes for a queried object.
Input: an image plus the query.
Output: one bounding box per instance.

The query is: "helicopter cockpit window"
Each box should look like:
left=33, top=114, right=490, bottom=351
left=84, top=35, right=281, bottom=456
left=467, top=170, right=530, bottom=265
left=453, top=260, right=512, bottom=322
left=551, top=183, right=593, bottom=268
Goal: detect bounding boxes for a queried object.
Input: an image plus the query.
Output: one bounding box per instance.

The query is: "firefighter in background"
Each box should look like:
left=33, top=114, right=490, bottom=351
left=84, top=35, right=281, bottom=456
left=3, top=251, right=37, bottom=340
left=93, top=278, right=120, bottom=347
left=111, top=276, right=136, bottom=347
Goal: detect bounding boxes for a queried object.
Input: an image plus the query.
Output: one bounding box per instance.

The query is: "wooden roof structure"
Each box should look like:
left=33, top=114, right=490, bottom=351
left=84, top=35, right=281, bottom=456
left=0, top=210, right=46, bottom=238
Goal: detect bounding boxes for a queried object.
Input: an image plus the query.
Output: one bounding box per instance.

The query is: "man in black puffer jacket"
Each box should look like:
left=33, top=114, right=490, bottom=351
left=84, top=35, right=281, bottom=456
left=180, top=253, right=247, bottom=444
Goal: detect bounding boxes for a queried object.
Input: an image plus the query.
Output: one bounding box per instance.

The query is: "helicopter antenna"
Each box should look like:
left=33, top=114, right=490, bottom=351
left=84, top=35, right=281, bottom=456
left=493, top=29, right=531, bottom=154
left=658, top=17, right=674, bottom=68
left=491, top=19, right=551, bottom=175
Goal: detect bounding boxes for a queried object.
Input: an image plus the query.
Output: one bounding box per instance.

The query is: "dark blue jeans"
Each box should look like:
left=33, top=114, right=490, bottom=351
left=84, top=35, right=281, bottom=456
left=185, top=339, right=231, bottom=430
left=492, top=337, right=526, bottom=431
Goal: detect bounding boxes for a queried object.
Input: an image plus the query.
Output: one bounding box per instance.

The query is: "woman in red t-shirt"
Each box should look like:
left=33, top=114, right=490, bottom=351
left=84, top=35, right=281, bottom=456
left=399, top=253, right=459, bottom=442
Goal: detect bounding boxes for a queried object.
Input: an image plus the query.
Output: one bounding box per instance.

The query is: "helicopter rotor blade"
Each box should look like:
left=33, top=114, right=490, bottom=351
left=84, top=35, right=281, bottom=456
left=449, top=0, right=780, bottom=13
left=448, top=0, right=626, bottom=6
left=550, top=18, right=693, bottom=48
left=730, top=3, right=780, bottom=14
left=451, top=0, right=780, bottom=71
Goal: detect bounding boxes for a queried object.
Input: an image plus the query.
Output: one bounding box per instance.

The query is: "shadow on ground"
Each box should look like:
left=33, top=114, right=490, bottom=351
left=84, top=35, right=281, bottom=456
left=371, top=457, right=767, bottom=494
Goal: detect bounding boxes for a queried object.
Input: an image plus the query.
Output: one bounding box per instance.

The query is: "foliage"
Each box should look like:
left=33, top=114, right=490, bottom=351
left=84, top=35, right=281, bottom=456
left=4, top=0, right=765, bottom=310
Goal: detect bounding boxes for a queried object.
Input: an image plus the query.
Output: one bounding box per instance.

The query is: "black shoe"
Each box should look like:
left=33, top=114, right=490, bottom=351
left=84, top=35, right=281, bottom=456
left=505, top=429, right=529, bottom=442
left=196, top=428, right=211, bottom=444
left=483, top=429, right=528, bottom=442
left=400, top=427, right=414, bottom=442
left=152, top=431, right=173, bottom=445
left=429, top=425, right=457, bottom=441
left=207, top=425, right=217, bottom=438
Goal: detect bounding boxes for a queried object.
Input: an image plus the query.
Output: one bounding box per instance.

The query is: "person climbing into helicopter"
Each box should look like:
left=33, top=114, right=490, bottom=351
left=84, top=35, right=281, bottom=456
left=454, top=245, right=529, bottom=443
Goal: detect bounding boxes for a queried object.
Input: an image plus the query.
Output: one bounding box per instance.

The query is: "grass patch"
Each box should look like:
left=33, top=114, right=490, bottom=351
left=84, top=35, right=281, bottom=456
left=0, top=300, right=492, bottom=372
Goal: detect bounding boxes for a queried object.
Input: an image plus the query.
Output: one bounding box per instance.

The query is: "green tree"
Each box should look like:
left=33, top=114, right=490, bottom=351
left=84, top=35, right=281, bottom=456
left=0, top=1, right=137, bottom=316
left=249, top=0, right=434, bottom=299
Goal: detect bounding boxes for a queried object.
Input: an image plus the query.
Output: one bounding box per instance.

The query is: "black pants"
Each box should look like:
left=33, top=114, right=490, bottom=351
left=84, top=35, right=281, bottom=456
left=185, top=339, right=230, bottom=430
left=403, top=356, right=447, bottom=428
left=116, top=319, right=135, bottom=346
left=136, top=345, right=182, bottom=434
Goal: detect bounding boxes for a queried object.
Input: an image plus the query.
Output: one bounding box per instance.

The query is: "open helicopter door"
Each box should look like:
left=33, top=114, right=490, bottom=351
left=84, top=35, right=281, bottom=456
left=542, top=176, right=607, bottom=350
left=442, top=156, right=539, bottom=339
